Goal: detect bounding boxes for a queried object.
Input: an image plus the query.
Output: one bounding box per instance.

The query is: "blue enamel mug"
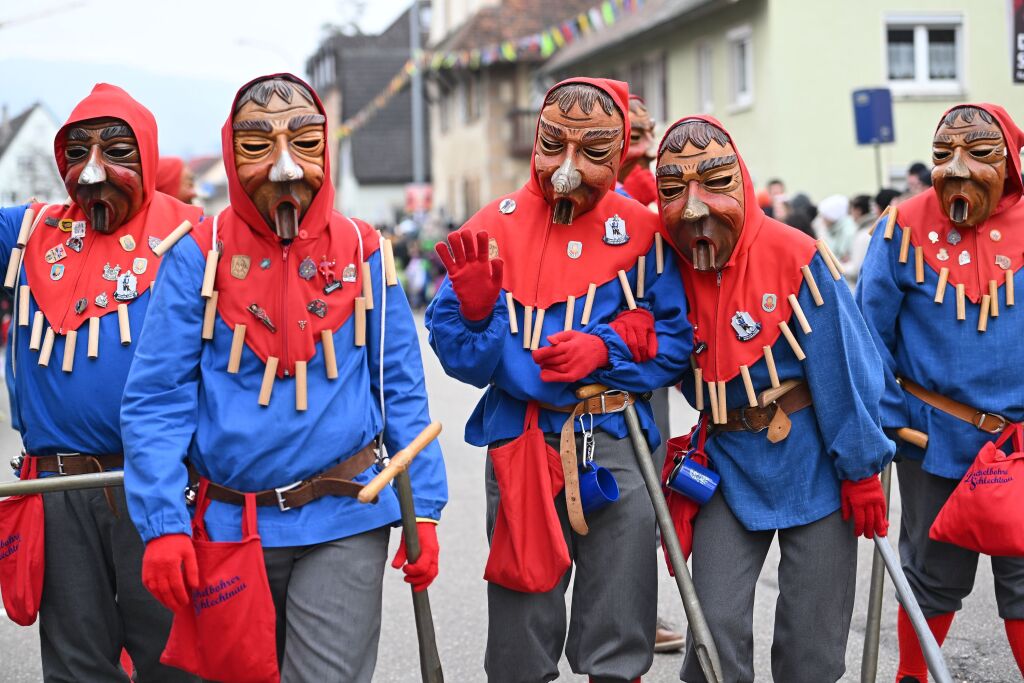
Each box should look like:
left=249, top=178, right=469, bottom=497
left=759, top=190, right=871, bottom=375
left=666, top=451, right=720, bottom=505
left=578, top=463, right=620, bottom=514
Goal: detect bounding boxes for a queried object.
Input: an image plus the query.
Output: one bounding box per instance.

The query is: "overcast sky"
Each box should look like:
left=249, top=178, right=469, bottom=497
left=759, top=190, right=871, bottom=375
left=0, top=0, right=410, bottom=157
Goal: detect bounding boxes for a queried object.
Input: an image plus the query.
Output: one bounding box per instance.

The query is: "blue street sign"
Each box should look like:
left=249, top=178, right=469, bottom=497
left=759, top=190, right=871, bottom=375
left=852, top=88, right=894, bottom=145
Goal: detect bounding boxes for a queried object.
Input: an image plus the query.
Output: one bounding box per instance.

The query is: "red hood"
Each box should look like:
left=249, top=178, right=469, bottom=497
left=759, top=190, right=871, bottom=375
left=221, top=72, right=334, bottom=242
left=156, top=156, right=185, bottom=196
left=54, top=83, right=159, bottom=210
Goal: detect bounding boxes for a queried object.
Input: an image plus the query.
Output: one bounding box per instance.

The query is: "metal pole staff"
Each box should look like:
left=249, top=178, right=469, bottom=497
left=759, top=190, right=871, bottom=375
left=0, top=470, right=123, bottom=497
left=860, top=463, right=892, bottom=683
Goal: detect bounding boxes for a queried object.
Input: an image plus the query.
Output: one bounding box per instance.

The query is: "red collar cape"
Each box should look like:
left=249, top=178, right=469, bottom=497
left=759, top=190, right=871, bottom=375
left=657, top=115, right=819, bottom=384
left=192, top=73, right=379, bottom=378
left=886, top=103, right=1024, bottom=307
left=459, top=77, right=656, bottom=309
left=22, top=83, right=202, bottom=335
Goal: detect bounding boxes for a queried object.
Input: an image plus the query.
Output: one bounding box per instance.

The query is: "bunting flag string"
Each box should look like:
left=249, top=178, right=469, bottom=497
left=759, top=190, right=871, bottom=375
left=335, top=0, right=644, bottom=140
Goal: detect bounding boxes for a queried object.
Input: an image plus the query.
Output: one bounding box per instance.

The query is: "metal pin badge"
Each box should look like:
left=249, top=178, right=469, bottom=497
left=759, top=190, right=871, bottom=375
left=247, top=303, right=277, bottom=332
left=95, top=292, right=109, bottom=308
left=298, top=256, right=317, bottom=280
left=119, top=235, right=136, bottom=252
left=102, top=263, right=121, bottom=281
left=71, top=221, right=86, bottom=239
left=731, top=311, right=761, bottom=341
left=958, top=250, right=971, bottom=266
left=567, top=241, right=583, bottom=259
left=114, top=272, right=138, bottom=301
left=602, top=214, right=629, bottom=245
left=74, top=297, right=88, bottom=315
left=937, top=248, right=950, bottom=262
left=260, top=257, right=271, bottom=270
left=307, top=299, right=327, bottom=318
left=947, top=229, right=962, bottom=246
left=342, top=264, right=357, bottom=283
left=499, top=198, right=516, bottom=214
left=319, top=256, right=340, bottom=294
left=762, top=293, right=777, bottom=312
left=44, top=245, right=67, bottom=264
left=231, top=255, right=251, bottom=280
left=996, top=254, right=1012, bottom=270
left=50, top=264, right=65, bottom=280
left=928, top=231, right=939, bottom=244
left=44, top=217, right=59, bottom=228
left=148, top=235, right=162, bottom=253
left=59, top=218, right=73, bottom=232
left=65, top=237, right=83, bottom=253
left=990, top=229, right=1003, bottom=242
left=132, top=258, right=148, bottom=275
left=298, top=320, right=308, bottom=330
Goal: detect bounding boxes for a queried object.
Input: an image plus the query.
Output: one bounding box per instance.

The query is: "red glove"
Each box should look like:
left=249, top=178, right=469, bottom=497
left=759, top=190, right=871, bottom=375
left=531, top=330, right=609, bottom=383
left=609, top=308, right=658, bottom=363
left=841, top=476, right=888, bottom=539
left=434, top=231, right=504, bottom=321
left=660, top=448, right=701, bottom=575
left=142, top=534, right=199, bottom=611
left=391, top=522, right=440, bottom=593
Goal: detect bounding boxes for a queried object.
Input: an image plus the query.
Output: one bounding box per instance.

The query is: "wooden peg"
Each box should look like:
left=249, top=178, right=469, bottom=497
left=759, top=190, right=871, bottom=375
left=354, top=297, right=367, bottom=346
left=17, top=285, right=29, bottom=326
left=200, top=249, right=219, bottom=298
left=787, top=294, right=811, bottom=334
left=617, top=269, right=637, bottom=310
left=800, top=265, right=823, bottom=306
left=581, top=283, right=597, bottom=325
left=956, top=284, right=966, bottom=321
left=522, top=305, right=533, bottom=350
left=15, top=207, right=34, bottom=247
left=29, top=311, right=44, bottom=350
left=739, top=365, right=757, bottom=407
left=61, top=329, right=77, bottom=373
left=870, top=206, right=889, bottom=237
left=763, top=345, right=780, bottom=388
left=321, top=329, right=338, bottom=379
left=117, top=304, right=131, bottom=345
left=989, top=280, right=999, bottom=318
left=779, top=321, right=806, bottom=360
left=934, top=267, right=949, bottom=304
left=228, top=324, right=246, bottom=373
left=151, top=220, right=193, bottom=257
left=361, top=262, right=374, bottom=310
left=258, top=357, right=279, bottom=406
left=655, top=233, right=664, bottom=273
left=564, top=295, right=575, bottom=331
left=201, top=291, right=218, bottom=340
left=1007, top=270, right=1015, bottom=307
left=530, top=308, right=545, bottom=350
left=694, top=367, right=704, bottom=411
left=505, top=293, right=519, bottom=334
left=4, top=247, right=23, bottom=289
left=38, top=327, right=55, bottom=366
left=295, top=360, right=308, bottom=411
left=383, top=239, right=398, bottom=286
left=823, top=240, right=846, bottom=276
left=87, top=317, right=100, bottom=358
left=815, top=241, right=841, bottom=280
left=914, top=246, right=924, bottom=283
left=707, top=379, right=720, bottom=423
left=978, top=294, right=991, bottom=332
left=884, top=206, right=898, bottom=240
left=636, top=256, right=646, bottom=299
left=717, top=380, right=727, bottom=421
left=898, top=228, right=912, bottom=264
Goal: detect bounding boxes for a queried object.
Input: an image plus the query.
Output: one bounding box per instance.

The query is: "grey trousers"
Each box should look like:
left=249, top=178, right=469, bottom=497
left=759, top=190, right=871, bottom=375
left=484, top=430, right=657, bottom=683
left=680, top=494, right=857, bottom=683
left=897, top=458, right=1024, bottom=619
left=262, top=526, right=390, bottom=683
left=39, top=487, right=195, bottom=682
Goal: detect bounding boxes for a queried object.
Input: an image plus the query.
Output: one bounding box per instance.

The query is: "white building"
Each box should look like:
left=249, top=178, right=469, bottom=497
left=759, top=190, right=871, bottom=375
left=0, top=103, right=65, bottom=206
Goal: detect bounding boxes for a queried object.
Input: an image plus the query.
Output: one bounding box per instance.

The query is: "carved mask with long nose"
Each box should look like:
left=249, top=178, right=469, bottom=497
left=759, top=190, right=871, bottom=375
left=63, top=117, right=144, bottom=233
left=931, top=106, right=1008, bottom=228
left=232, top=78, right=326, bottom=239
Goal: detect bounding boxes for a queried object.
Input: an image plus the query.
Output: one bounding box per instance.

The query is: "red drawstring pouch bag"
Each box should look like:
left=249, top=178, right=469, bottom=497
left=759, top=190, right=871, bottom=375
left=0, top=457, right=45, bottom=625
left=660, top=421, right=709, bottom=575
left=160, top=481, right=279, bottom=683
left=484, top=401, right=571, bottom=593
left=930, top=423, right=1024, bottom=556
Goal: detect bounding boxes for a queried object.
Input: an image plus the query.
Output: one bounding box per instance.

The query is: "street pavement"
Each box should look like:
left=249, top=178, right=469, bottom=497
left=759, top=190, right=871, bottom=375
left=0, top=318, right=1019, bottom=681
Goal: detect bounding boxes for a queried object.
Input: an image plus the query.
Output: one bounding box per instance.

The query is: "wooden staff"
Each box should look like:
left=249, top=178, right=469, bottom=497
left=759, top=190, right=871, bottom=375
left=321, top=329, right=339, bottom=379
left=989, top=280, right=998, bottom=318
left=564, top=295, right=575, bottom=331
left=61, top=329, right=77, bottom=373
left=934, top=267, right=949, bottom=304
left=655, top=233, right=664, bottom=274
left=227, top=324, right=246, bottom=373
left=763, top=345, right=780, bottom=388
left=618, top=270, right=637, bottom=310
left=151, top=220, right=193, bottom=257
left=117, top=304, right=131, bottom=345
left=800, top=265, right=823, bottom=306
left=200, top=249, right=218, bottom=298
left=354, top=297, right=367, bottom=346
left=978, top=294, right=991, bottom=333
left=636, top=256, right=646, bottom=299
left=530, top=308, right=545, bottom=351
left=914, top=246, right=924, bottom=283
left=38, top=327, right=55, bottom=367
left=383, top=239, right=399, bottom=286
left=295, top=360, right=308, bottom=412
left=362, top=262, right=374, bottom=310
left=779, top=321, right=806, bottom=360
left=581, top=283, right=597, bottom=325
left=956, top=284, right=965, bottom=321
left=1007, top=270, right=1016, bottom=307
left=506, top=293, right=519, bottom=334
left=522, top=305, right=533, bottom=350
left=201, top=291, right=218, bottom=340
left=258, top=356, right=279, bottom=406
left=359, top=422, right=442, bottom=503
left=17, top=285, right=29, bottom=327
left=739, top=365, right=757, bottom=408
left=898, top=229, right=912, bottom=264
left=717, top=380, right=727, bottom=423
left=707, top=380, right=720, bottom=424
left=87, top=317, right=100, bottom=359
left=29, top=311, right=44, bottom=351
left=816, top=240, right=842, bottom=280
left=694, top=367, right=704, bottom=411
left=788, top=294, right=811, bottom=334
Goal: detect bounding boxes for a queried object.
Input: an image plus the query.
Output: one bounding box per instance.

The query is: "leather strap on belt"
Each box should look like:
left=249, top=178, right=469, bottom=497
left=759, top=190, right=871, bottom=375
left=899, top=377, right=1010, bottom=434
left=714, top=381, right=813, bottom=443
left=540, top=390, right=639, bottom=536
left=27, top=453, right=124, bottom=475
left=192, top=444, right=377, bottom=511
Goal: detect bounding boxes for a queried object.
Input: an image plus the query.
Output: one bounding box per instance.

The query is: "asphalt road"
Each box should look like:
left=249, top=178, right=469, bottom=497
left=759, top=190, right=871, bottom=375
left=0, top=320, right=1019, bottom=681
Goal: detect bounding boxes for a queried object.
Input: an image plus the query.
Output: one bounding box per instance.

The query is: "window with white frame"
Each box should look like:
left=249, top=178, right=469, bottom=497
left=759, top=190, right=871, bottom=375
left=697, top=42, right=713, bottom=113
left=727, top=25, right=753, bottom=110
left=885, top=14, right=963, bottom=96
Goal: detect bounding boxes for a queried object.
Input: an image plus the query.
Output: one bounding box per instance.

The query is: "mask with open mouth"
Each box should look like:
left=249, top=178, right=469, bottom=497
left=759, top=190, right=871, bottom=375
left=62, top=117, right=144, bottom=233
left=232, top=77, right=326, bottom=239
left=932, top=106, right=1008, bottom=228
left=656, top=119, right=744, bottom=272
left=533, top=83, right=624, bottom=225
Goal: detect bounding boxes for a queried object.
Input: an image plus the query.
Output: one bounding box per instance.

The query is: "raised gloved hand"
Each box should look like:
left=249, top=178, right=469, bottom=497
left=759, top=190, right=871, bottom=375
left=142, top=534, right=199, bottom=611
left=391, top=522, right=440, bottom=593
left=609, top=308, right=658, bottom=363
left=531, top=330, right=609, bottom=383
left=434, top=230, right=504, bottom=322
left=841, top=475, right=888, bottom=538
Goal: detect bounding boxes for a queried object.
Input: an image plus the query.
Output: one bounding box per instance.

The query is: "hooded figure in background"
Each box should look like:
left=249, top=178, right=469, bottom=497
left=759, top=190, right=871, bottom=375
left=857, top=103, right=1024, bottom=682
left=156, top=156, right=197, bottom=204
left=426, top=77, right=692, bottom=683
left=657, top=116, right=892, bottom=683
left=618, top=94, right=658, bottom=207
left=0, top=83, right=201, bottom=681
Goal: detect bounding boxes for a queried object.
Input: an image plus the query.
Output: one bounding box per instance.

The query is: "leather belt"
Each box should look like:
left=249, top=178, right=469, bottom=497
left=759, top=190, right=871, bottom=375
left=899, top=377, right=1010, bottom=434
left=713, top=381, right=813, bottom=443
left=191, top=444, right=378, bottom=512
left=539, top=390, right=642, bottom=536
left=24, top=453, right=124, bottom=475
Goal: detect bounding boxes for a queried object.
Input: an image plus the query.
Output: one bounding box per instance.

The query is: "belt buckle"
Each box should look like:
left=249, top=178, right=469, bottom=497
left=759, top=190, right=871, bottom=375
left=54, top=452, right=77, bottom=475
left=974, top=412, right=1009, bottom=434
left=740, top=406, right=768, bottom=433
left=274, top=481, right=302, bottom=512
left=599, top=390, right=628, bottom=414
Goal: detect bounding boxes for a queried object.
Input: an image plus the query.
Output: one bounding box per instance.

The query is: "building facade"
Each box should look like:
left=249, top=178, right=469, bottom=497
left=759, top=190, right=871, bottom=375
left=0, top=103, right=64, bottom=206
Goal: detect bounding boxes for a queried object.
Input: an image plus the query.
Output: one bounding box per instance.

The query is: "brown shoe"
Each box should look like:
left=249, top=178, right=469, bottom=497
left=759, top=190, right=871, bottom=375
left=654, top=617, right=685, bottom=653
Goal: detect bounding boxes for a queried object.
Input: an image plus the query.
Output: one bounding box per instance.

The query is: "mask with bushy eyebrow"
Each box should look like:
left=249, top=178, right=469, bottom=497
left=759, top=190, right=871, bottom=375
left=931, top=106, right=1008, bottom=227
left=63, top=117, right=144, bottom=233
